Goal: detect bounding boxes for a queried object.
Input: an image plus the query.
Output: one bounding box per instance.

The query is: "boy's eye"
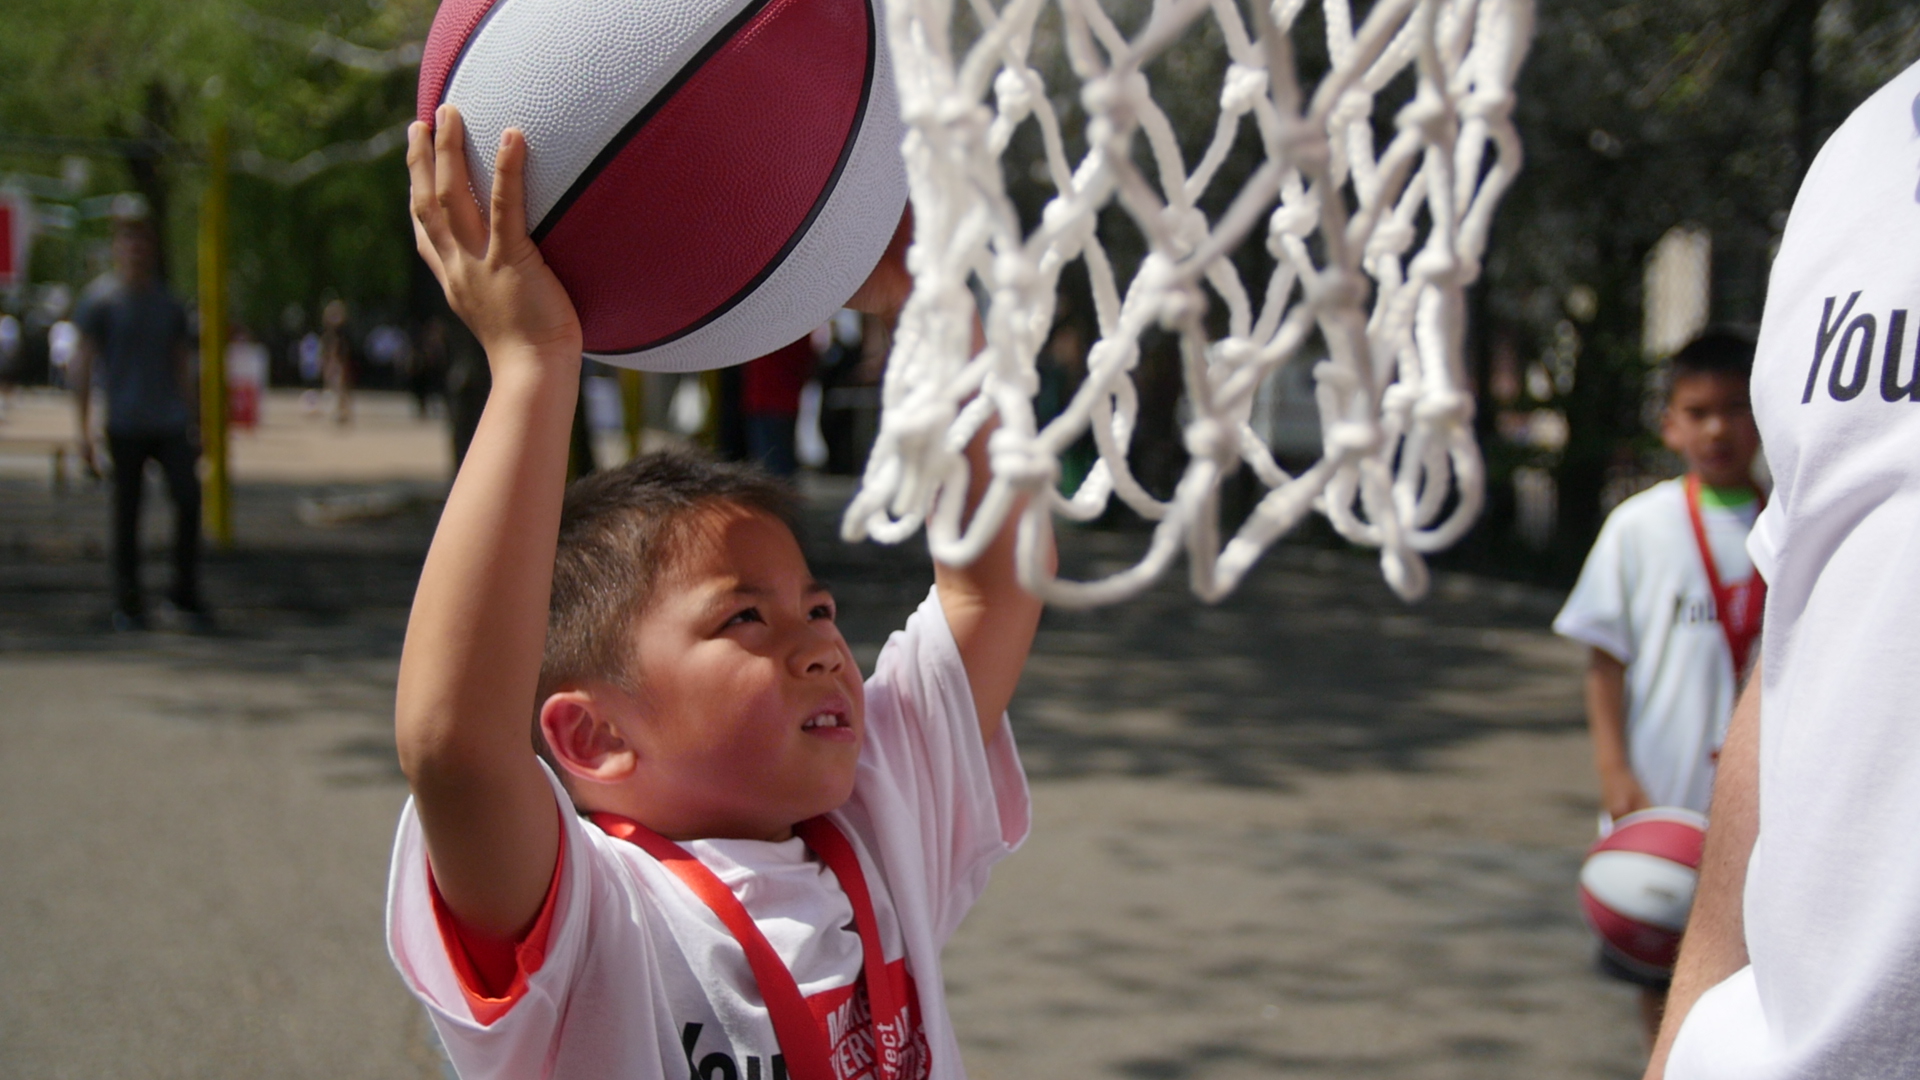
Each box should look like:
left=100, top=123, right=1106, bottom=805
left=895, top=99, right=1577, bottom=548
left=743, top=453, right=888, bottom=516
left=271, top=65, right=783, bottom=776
left=725, top=607, right=764, bottom=628
left=810, top=603, right=836, bottom=621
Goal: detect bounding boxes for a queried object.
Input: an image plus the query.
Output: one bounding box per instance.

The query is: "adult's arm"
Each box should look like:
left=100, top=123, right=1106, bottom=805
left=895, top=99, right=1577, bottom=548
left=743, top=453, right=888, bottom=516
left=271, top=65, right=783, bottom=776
left=1644, top=661, right=1762, bottom=1080
left=1585, top=648, right=1649, bottom=821
left=71, top=335, right=97, bottom=472
left=934, top=419, right=1048, bottom=747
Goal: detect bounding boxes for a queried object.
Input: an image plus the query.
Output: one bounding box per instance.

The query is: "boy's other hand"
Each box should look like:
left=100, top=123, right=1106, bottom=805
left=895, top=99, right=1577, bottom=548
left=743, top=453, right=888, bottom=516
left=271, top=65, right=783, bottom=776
left=408, top=107, right=582, bottom=374
left=1602, top=768, right=1652, bottom=822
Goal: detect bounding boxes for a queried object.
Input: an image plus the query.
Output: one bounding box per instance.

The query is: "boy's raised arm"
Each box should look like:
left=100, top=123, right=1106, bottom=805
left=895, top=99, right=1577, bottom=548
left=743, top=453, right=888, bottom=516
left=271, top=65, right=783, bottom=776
left=394, top=108, right=581, bottom=940
left=934, top=424, right=1048, bottom=746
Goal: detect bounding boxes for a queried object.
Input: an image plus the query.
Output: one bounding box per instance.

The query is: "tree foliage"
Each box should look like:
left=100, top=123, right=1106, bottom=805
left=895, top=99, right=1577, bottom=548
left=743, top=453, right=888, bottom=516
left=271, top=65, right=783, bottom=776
left=962, top=0, right=1918, bottom=573
left=4, top=0, right=1917, bottom=574
left=0, top=0, right=433, bottom=337
left=1474, top=0, right=1920, bottom=578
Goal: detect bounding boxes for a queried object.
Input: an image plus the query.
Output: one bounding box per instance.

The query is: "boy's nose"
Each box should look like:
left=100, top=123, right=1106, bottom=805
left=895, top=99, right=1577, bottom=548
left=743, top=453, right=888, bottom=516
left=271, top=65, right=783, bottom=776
left=790, top=625, right=845, bottom=676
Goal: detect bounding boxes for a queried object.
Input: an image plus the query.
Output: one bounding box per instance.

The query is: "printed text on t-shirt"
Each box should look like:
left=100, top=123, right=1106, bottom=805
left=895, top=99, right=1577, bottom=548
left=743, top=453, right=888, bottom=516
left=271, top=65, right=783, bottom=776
left=679, top=958, right=929, bottom=1080
left=1802, top=292, right=1920, bottom=404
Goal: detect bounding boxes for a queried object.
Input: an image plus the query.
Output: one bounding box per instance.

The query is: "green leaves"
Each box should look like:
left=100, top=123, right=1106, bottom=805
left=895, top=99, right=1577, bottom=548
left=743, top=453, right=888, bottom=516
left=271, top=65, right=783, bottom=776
left=1, top=0, right=434, bottom=330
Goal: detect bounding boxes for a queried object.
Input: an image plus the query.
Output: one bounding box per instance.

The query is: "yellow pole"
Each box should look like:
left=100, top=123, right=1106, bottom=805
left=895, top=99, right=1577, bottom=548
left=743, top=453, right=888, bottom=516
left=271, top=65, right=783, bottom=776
left=619, top=368, right=645, bottom=460
left=198, top=121, right=232, bottom=548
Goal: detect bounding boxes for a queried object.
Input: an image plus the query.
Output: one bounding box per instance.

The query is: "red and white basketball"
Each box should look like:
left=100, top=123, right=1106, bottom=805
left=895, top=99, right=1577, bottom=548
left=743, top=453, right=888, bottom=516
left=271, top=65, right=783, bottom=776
left=418, top=0, right=906, bottom=371
left=1578, top=807, right=1707, bottom=979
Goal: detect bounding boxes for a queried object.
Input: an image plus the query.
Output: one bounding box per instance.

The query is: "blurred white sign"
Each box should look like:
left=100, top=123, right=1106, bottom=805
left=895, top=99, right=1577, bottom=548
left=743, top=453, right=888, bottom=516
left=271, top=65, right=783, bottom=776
left=1644, top=226, right=1711, bottom=359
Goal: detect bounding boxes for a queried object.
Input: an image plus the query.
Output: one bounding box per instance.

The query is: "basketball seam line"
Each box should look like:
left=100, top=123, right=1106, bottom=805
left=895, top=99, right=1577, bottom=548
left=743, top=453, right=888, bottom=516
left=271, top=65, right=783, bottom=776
left=544, top=0, right=880, bottom=357
left=530, top=0, right=777, bottom=243
left=431, top=0, right=511, bottom=116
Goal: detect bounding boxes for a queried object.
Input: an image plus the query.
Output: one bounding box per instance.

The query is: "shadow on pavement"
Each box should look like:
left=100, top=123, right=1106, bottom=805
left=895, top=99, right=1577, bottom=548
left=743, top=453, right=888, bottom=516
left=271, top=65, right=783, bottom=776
left=0, top=475, right=1576, bottom=792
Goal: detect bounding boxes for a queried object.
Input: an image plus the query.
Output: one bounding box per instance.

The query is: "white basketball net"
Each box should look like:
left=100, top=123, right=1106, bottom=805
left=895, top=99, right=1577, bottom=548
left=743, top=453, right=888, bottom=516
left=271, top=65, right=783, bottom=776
left=843, top=0, right=1533, bottom=606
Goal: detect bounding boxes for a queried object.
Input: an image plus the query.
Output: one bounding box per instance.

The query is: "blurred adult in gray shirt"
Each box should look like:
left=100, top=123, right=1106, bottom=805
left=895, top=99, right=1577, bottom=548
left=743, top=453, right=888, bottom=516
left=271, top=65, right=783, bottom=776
left=72, top=215, right=206, bottom=631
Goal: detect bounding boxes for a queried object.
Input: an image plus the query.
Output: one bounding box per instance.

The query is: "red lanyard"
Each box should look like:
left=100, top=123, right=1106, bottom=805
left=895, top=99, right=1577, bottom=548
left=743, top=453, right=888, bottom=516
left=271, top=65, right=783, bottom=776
left=590, top=814, right=907, bottom=1080
left=1683, top=473, right=1766, bottom=679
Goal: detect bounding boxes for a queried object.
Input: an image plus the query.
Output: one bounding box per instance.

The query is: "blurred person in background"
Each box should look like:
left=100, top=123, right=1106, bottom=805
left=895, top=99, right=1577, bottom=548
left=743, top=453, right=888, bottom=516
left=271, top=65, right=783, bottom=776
left=71, top=214, right=208, bottom=632
left=297, top=329, right=324, bottom=383
left=320, top=298, right=354, bottom=424
left=365, top=323, right=412, bottom=397
left=47, top=318, right=80, bottom=392
left=405, top=317, right=448, bottom=418
left=739, top=334, right=818, bottom=476
left=0, top=312, right=20, bottom=417
left=434, top=312, right=491, bottom=471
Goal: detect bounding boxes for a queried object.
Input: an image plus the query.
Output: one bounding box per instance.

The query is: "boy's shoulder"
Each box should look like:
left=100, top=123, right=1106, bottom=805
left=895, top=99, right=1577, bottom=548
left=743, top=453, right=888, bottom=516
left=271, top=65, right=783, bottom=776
left=1597, top=477, right=1689, bottom=545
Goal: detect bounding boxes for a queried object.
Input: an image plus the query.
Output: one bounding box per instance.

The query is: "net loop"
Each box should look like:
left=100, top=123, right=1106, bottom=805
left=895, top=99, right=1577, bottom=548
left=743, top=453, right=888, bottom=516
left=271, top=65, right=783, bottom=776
left=848, top=0, right=1533, bottom=606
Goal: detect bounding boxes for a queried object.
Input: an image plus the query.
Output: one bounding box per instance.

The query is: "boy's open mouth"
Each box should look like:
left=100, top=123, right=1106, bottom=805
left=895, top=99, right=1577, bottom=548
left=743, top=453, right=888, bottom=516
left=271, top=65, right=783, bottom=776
left=800, top=700, right=852, bottom=732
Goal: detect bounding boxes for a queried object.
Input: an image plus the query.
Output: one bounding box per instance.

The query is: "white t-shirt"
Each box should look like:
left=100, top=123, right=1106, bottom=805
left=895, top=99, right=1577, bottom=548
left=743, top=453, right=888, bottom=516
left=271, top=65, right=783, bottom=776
left=1667, top=59, right=1920, bottom=1079
left=387, top=588, right=1031, bottom=1080
left=1554, top=478, right=1758, bottom=813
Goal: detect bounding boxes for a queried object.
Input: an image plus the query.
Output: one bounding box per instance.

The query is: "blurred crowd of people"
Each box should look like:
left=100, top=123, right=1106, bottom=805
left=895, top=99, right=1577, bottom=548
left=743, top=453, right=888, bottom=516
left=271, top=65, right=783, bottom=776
left=2, top=265, right=1104, bottom=498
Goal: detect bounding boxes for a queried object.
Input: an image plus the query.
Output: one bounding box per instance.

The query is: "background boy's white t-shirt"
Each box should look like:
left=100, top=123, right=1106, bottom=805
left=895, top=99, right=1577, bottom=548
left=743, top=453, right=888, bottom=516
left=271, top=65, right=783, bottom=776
left=1554, top=478, right=1756, bottom=813
left=1667, top=59, right=1920, bottom=1079
left=387, top=588, right=1031, bottom=1080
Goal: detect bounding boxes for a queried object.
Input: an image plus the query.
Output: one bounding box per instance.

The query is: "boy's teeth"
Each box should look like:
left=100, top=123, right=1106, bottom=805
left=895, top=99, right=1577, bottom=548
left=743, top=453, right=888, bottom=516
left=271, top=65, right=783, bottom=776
left=804, top=713, right=839, bottom=729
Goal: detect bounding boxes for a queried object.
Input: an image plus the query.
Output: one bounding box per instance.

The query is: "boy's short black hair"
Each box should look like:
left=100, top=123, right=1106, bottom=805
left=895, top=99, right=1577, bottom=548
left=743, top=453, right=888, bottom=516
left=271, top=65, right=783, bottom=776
left=1665, top=329, right=1755, bottom=399
left=538, top=450, right=798, bottom=707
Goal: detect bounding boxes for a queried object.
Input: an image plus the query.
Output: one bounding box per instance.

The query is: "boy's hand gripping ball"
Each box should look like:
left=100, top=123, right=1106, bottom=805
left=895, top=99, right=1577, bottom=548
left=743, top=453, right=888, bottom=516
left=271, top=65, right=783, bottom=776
left=419, top=0, right=906, bottom=372
left=1578, top=807, right=1708, bottom=980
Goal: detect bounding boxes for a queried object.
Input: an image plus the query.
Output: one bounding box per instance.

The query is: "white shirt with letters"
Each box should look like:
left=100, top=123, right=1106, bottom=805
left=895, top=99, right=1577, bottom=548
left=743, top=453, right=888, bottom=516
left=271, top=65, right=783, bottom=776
left=387, top=588, right=1031, bottom=1080
left=1667, top=58, right=1920, bottom=1079
left=1554, top=478, right=1756, bottom=814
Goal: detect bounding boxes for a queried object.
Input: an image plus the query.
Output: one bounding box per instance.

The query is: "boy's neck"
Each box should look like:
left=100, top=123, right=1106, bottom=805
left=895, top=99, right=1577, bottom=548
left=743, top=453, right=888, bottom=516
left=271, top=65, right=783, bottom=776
left=1691, top=474, right=1757, bottom=508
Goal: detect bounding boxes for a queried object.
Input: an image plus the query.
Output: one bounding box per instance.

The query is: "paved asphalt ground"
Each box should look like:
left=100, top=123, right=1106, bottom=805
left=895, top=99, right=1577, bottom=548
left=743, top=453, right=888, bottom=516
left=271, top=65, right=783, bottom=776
left=0, top=391, right=1643, bottom=1079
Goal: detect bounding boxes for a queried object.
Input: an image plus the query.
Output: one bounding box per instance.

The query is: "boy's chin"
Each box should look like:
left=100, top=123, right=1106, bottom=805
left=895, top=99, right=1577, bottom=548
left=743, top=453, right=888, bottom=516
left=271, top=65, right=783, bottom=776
left=1695, top=461, right=1755, bottom=487
left=790, top=771, right=859, bottom=825
left=809, top=773, right=859, bottom=817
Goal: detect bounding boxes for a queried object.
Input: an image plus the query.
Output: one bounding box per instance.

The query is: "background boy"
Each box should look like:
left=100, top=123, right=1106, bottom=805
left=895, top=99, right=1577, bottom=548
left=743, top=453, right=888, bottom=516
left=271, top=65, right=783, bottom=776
left=1553, top=331, right=1764, bottom=1045
left=386, top=109, right=1037, bottom=1078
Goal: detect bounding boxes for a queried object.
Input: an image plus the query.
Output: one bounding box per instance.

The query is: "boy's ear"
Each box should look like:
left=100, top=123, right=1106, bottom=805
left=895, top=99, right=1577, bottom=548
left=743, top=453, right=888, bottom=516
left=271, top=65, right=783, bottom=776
left=1657, top=403, right=1684, bottom=454
left=539, top=689, right=639, bottom=784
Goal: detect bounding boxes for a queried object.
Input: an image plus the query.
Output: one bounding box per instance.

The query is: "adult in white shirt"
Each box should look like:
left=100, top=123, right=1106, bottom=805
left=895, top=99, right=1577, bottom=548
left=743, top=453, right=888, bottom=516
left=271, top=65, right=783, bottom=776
left=1648, top=59, right=1920, bottom=1079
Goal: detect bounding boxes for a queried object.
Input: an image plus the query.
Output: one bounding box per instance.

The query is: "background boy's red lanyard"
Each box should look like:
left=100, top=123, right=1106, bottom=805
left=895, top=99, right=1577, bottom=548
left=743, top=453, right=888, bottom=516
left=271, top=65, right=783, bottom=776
left=1683, top=473, right=1767, bottom=679
left=590, top=813, right=906, bottom=1080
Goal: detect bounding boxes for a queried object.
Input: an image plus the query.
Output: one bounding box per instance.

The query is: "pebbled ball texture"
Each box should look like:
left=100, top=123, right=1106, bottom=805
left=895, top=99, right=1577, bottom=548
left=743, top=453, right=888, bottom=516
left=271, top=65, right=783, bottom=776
left=1578, top=807, right=1707, bottom=977
left=420, top=0, right=906, bottom=371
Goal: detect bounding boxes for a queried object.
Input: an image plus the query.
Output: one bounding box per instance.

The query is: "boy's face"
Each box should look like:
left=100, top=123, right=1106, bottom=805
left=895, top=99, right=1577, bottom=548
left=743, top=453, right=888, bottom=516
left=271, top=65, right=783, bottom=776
left=615, top=506, right=865, bottom=841
left=1661, top=371, right=1760, bottom=489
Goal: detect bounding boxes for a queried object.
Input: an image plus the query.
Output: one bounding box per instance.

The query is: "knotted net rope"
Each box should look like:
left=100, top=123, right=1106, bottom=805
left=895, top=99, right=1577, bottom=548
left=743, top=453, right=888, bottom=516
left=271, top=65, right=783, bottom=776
left=843, top=0, right=1533, bottom=605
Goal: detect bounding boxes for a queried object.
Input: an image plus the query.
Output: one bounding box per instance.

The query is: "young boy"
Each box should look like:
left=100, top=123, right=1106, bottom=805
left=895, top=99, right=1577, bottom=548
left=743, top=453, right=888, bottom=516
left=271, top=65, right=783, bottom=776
left=387, top=108, right=1038, bottom=1079
left=1553, top=331, right=1764, bottom=1045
